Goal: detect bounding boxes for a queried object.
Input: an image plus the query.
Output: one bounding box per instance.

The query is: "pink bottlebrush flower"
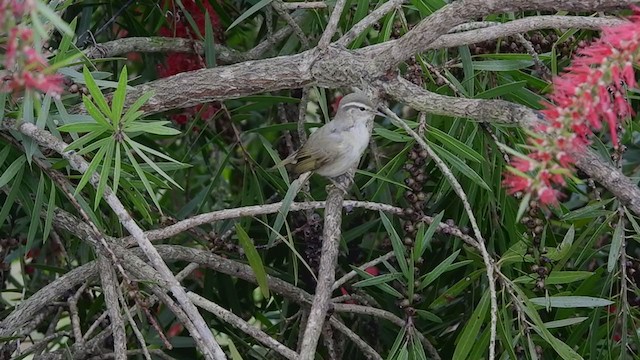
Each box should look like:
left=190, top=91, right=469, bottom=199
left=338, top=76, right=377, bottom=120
left=502, top=173, right=532, bottom=195
left=511, top=157, right=534, bottom=172
left=503, top=6, right=640, bottom=207
left=537, top=187, right=559, bottom=205
left=21, top=71, right=63, bottom=95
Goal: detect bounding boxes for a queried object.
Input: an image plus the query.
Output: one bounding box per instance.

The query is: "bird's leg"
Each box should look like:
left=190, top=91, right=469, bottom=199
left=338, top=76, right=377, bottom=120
left=327, top=176, right=350, bottom=194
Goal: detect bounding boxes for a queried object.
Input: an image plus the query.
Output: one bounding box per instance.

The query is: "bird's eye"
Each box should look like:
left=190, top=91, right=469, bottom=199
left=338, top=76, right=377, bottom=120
left=358, top=107, right=366, bottom=111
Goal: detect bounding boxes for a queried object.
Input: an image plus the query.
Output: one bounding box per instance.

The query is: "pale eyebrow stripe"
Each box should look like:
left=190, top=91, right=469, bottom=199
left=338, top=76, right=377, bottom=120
left=341, top=102, right=373, bottom=110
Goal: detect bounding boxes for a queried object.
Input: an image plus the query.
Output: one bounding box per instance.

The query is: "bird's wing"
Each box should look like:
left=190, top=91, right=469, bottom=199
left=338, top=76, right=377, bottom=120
left=290, top=127, right=347, bottom=174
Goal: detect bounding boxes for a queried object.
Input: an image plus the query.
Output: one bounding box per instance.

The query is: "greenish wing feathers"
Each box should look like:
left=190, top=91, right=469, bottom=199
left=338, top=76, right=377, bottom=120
left=290, top=146, right=330, bottom=174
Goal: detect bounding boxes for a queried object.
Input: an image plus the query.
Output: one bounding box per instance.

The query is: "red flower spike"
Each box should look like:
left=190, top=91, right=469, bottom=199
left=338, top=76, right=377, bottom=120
left=503, top=8, right=640, bottom=206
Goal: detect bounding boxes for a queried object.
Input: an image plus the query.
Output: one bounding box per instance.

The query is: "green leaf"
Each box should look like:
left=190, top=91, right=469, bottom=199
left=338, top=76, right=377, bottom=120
left=23, top=91, right=38, bottom=163
left=0, top=156, right=26, bottom=188
left=123, top=143, right=163, bottom=214
left=26, top=174, right=46, bottom=252
left=35, top=1, right=74, bottom=35
left=76, top=136, right=111, bottom=156
left=58, top=122, right=106, bottom=133
left=374, top=127, right=413, bottom=142
left=268, top=172, right=306, bottom=244
left=607, top=217, right=624, bottom=273
left=42, top=179, right=56, bottom=244
left=0, top=146, right=12, bottom=168
left=426, top=126, right=484, bottom=163
left=74, top=143, right=108, bottom=196
left=543, top=317, right=588, bottom=329
left=0, top=91, right=7, bottom=120
left=122, top=92, right=154, bottom=124
left=418, top=250, right=461, bottom=290
left=475, top=81, right=528, bottom=99
left=514, top=271, right=593, bottom=285
left=64, top=129, right=107, bottom=152
left=204, top=10, right=217, bottom=68
left=53, top=17, right=77, bottom=64
left=355, top=169, right=410, bottom=190
left=0, top=166, right=24, bottom=227
left=352, top=267, right=403, bottom=298
left=227, top=338, right=243, bottom=360
left=472, top=60, right=534, bottom=71
left=95, top=141, right=114, bottom=209
left=82, top=94, right=111, bottom=129
left=511, top=284, right=583, bottom=360
left=379, top=211, right=408, bottom=278
left=111, top=66, right=128, bottom=123
left=430, top=269, right=483, bottom=309
left=235, top=224, right=270, bottom=299
left=123, top=138, right=184, bottom=164
left=414, top=211, right=443, bottom=261
left=82, top=67, right=112, bottom=119
left=124, top=121, right=181, bottom=136
left=561, top=199, right=613, bottom=220
left=126, top=139, right=183, bottom=190
left=113, top=143, right=121, bottom=197
left=259, top=135, right=289, bottom=185
left=35, top=94, right=52, bottom=129
left=452, top=290, right=489, bottom=360
left=430, top=143, right=491, bottom=191
left=227, top=0, right=273, bottom=30
left=415, top=309, right=443, bottom=323
left=353, top=273, right=402, bottom=288
left=529, top=296, right=613, bottom=309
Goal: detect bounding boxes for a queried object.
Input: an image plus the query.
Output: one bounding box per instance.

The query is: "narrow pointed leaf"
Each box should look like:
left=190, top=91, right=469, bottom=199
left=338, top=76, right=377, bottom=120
left=111, top=66, right=128, bottom=123
left=0, top=156, right=26, bottom=188
left=74, top=143, right=108, bottom=196
left=26, top=174, right=46, bottom=252
left=82, top=67, right=112, bottom=119
left=236, top=224, right=270, bottom=299
left=95, top=141, right=114, bottom=209
left=380, top=211, right=408, bottom=278
left=122, top=92, right=154, bottom=124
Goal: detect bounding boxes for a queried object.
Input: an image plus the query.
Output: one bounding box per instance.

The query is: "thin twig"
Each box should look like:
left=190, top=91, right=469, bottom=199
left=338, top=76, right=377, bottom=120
left=188, top=292, right=299, bottom=360
left=337, top=0, right=405, bottom=47
left=281, top=1, right=327, bottom=10
left=381, top=106, right=497, bottom=360
left=333, top=303, right=440, bottom=359
left=117, top=285, right=152, bottom=360
left=68, top=284, right=86, bottom=345
left=273, top=1, right=310, bottom=49
left=332, top=252, right=395, bottom=291
left=328, top=317, right=382, bottom=360
left=318, top=0, right=347, bottom=48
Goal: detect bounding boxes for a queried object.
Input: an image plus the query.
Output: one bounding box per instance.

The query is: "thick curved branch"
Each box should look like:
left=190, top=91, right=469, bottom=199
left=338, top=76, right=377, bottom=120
left=378, top=0, right=637, bottom=68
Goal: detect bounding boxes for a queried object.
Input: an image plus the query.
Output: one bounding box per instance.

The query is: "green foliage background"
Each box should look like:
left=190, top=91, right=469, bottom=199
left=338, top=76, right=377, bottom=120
left=0, top=1, right=639, bottom=359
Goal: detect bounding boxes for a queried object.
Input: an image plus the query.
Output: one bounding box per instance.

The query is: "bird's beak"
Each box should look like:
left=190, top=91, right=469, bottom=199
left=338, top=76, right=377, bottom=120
left=375, top=110, right=386, bottom=118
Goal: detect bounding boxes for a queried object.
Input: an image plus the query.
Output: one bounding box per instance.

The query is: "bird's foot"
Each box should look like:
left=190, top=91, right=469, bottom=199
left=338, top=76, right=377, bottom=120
left=328, top=176, right=350, bottom=194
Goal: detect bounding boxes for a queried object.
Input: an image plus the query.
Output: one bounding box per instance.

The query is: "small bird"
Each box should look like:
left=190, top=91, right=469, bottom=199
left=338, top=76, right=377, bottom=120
left=277, top=92, right=384, bottom=180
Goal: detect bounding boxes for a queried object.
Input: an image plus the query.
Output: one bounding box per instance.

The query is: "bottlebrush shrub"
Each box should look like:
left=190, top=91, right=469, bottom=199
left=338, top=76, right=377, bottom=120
left=156, top=0, right=224, bottom=126
left=503, top=8, right=640, bottom=206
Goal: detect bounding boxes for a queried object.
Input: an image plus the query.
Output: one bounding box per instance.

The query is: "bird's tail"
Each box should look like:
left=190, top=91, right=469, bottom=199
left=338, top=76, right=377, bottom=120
left=268, top=154, right=296, bottom=171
